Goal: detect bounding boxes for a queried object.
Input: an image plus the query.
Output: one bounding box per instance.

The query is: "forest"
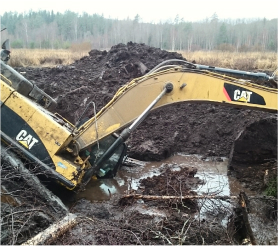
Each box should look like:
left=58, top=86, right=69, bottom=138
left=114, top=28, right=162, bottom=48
left=0, top=10, right=277, bottom=52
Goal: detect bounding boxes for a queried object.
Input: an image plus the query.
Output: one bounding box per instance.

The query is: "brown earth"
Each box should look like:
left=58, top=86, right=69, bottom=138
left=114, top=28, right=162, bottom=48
left=3, top=42, right=277, bottom=245
left=53, top=166, right=234, bottom=245
left=16, top=41, right=276, bottom=161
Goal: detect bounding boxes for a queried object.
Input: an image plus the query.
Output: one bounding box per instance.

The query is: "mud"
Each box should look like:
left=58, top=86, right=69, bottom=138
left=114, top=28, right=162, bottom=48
left=16, top=42, right=276, bottom=161
left=53, top=165, right=233, bottom=245
left=2, top=42, right=277, bottom=244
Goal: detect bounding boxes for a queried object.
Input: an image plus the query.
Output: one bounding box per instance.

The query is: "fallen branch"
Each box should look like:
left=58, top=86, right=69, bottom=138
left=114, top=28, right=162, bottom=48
left=122, top=194, right=237, bottom=200
left=21, top=213, right=78, bottom=245
left=64, top=86, right=89, bottom=95
left=122, top=194, right=277, bottom=201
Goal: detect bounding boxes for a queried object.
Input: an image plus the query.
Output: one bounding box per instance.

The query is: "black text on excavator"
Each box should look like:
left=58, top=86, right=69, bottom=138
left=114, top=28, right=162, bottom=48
left=1, top=42, right=277, bottom=190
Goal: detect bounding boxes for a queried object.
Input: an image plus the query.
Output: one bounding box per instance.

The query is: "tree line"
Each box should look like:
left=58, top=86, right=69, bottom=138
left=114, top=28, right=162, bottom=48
left=1, top=10, right=277, bottom=52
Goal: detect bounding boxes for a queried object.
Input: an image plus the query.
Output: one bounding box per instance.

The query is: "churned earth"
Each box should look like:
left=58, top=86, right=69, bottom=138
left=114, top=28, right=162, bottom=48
left=2, top=42, right=276, bottom=245
left=16, top=41, right=276, bottom=162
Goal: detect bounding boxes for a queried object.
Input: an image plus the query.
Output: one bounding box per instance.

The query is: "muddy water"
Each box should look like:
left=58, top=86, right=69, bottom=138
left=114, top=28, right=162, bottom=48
left=62, top=153, right=276, bottom=244
left=72, top=154, right=249, bottom=202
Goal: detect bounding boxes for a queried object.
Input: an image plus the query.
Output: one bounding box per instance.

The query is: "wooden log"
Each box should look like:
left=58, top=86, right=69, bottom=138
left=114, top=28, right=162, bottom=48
left=21, top=213, right=78, bottom=245
left=122, top=194, right=238, bottom=200
left=121, top=194, right=277, bottom=201
left=1, top=147, right=68, bottom=213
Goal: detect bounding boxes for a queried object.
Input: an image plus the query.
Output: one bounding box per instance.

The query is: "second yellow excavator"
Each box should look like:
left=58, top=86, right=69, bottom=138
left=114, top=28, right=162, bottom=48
left=1, top=45, right=277, bottom=190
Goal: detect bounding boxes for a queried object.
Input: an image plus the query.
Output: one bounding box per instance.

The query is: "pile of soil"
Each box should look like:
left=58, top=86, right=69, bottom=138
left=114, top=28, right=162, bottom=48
left=229, top=116, right=277, bottom=165
left=16, top=42, right=276, bottom=161
left=228, top=116, right=277, bottom=191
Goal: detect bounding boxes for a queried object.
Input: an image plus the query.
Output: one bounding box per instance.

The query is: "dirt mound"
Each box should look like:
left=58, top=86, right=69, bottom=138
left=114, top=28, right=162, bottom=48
left=15, top=42, right=275, bottom=161
left=227, top=116, right=277, bottom=192
left=140, top=166, right=200, bottom=196
left=18, top=42, right=185, bottom=123
left=229, top=116, right=277, bottom=165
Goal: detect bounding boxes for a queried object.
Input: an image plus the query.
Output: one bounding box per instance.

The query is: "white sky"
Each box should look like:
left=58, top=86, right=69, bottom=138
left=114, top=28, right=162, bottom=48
left=0, top=0, right=277, bottom=23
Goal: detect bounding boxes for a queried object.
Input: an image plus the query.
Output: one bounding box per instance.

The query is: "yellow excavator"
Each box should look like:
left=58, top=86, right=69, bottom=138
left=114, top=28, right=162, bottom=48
left=1, top=41, right=277, bottom=190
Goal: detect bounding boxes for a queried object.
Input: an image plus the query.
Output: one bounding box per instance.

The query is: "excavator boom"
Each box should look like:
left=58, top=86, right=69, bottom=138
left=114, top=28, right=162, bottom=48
left=75, top=65, right=277, bottom=151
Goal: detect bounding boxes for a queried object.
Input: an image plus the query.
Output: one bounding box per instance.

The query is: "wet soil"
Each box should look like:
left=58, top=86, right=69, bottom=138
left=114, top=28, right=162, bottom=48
left=53, top=165, right=233, bottom=245
left=3, top=42, right=277, bottom=244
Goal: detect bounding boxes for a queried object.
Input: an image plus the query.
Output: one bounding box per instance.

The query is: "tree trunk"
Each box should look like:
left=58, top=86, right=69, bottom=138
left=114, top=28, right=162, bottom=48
left=21, top=213, right=78, bottom=245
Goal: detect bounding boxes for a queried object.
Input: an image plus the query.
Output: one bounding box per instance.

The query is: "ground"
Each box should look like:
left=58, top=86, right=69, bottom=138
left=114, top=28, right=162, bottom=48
left=53, top=165, right=234, bottom=245
left=1, top=42, right=277, bottom=245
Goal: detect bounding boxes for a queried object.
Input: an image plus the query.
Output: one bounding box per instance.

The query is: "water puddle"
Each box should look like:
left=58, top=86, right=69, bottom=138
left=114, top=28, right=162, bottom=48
left=62, top=153, right=276, bottom=244
left=73, top=153, right=250, bottom=202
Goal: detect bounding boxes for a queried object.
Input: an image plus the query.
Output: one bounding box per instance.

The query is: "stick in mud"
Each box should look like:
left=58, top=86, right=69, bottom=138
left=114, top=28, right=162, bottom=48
left=121, top=194, right=277, bottom=201
left=239, top=192, right=257, bottom=245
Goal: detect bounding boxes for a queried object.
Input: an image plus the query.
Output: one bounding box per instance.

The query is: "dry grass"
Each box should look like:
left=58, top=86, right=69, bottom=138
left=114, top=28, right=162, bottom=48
left=8, top=48, right=277, bottom=72
left=180, top=50, right=278, bottom=71
left=9, top=49, right=90, bottom=67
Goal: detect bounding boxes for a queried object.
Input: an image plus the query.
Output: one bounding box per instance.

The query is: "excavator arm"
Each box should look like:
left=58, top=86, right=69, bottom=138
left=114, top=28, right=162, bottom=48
left=75, top=64, right=277, bottom=151
left=72, top=61, right=277, bottom=184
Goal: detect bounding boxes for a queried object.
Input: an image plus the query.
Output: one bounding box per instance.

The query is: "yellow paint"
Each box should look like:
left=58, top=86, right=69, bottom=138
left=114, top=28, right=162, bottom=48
left=2, top=79, right=80, bottom=188
left=238, top=97, right=247, bottom=102
left=105, top=123, right=121, bottom=133
left=1, top=81, right=14, bottom=103
left=52, top=155, right=83, bottom=187
left=18, top=140, right=29, bottom=149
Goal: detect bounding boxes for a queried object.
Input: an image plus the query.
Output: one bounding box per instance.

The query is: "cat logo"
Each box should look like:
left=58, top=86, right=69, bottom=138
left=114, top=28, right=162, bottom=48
left=234, top=90, right=252, bottom=102
left=223, top=83, right=266, bottom=106
left=16, top=130, right=39, bottom=150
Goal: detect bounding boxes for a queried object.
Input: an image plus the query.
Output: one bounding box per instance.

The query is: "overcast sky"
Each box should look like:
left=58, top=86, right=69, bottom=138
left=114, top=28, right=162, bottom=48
left=0, top=0, right=277, bottom=22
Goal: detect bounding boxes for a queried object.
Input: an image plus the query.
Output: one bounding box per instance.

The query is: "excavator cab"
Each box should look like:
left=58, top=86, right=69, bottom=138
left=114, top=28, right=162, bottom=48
left=80, top=134, right=127, bottom=179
